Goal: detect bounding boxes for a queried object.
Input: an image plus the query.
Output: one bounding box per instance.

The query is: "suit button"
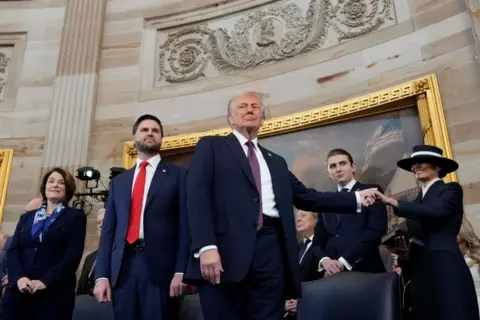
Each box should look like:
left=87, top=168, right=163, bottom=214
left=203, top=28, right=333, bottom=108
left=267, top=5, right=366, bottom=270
left=254, top=198, right=259, bottom=202
left=335, top=234, right=340, bottom=238
left=34, top=248, right=37, bottom=251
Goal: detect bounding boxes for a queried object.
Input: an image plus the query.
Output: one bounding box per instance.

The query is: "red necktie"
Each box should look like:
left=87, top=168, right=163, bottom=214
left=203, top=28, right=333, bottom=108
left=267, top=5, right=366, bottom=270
left=126, top=161, right=148, bottom=244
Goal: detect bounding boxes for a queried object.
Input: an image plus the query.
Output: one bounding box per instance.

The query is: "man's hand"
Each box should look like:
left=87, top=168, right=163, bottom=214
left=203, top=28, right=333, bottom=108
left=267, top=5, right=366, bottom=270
left=170, top=273, right=187, bottom=297
left=17, top=277, right=32, bottom=294
left=359, top=188, right=378, bottom=207
left=30, top=280, right=46, bottom=293
left=2, top=274, right=8, bottom=287
left=93, top=279, right=112, bottom=303
left=322, top=258, right=343, bottom=277
left=200, top=249, right=223, bottom=284
left=285, top=299, right=297, bottom=314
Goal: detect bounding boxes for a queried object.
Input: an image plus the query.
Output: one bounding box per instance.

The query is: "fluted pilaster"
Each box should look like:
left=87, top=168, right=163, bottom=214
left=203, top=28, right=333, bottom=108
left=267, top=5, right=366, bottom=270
left=466, top=0, right=480, bottom=60
left=42, top=0, right=107, bottom=171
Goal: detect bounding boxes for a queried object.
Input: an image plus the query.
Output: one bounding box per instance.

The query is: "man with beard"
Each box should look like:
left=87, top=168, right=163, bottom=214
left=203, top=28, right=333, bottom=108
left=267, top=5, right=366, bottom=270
left=94, top=114, right=189, bottom=320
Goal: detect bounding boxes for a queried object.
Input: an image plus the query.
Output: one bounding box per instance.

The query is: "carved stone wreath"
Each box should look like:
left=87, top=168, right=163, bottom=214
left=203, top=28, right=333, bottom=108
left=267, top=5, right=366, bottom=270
left=330, top=0, right=393, bottom=40
left=0, top=52, right=9, bottom=95
left=157, top=0, right=394, bottom=83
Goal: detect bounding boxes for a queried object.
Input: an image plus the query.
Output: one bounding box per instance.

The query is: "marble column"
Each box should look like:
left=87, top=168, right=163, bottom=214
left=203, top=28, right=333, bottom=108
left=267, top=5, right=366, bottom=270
left=42, top=0, right=107, bottom=172
left=465, top=0, right=480, bottom=59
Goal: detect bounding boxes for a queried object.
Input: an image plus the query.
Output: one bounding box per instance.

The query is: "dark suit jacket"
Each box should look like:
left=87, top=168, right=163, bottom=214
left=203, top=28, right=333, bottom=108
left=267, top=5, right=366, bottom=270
left=7, top=207, right=86, bottom=291
left=96, top=160, right=189, bottom=287
left=0, top=237, right=12, bottom=281
left=313, top=182, right=387, bottom=273
left=76, top=249, right=97, bottom=295
left=299, top=240, right=322, bottom=282
left=395, top=180, right=479, bottom=319
left=184, top=134, right=358, bottom=297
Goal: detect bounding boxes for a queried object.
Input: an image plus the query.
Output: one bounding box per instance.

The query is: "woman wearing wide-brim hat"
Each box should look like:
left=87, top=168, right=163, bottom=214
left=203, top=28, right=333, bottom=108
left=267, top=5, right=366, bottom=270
left=375, top=145, right=479, bottom=320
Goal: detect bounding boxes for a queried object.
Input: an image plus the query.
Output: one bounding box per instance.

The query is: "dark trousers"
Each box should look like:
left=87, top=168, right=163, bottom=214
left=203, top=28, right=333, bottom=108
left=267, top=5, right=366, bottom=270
left=112, top=248, right=168, bottom=320
left=199, top=224, right=286, bottom=320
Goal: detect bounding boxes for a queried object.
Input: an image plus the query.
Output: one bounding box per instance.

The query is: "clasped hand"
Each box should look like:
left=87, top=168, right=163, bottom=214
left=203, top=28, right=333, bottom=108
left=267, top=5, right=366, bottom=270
left=17, top=277, right=46, bottom=294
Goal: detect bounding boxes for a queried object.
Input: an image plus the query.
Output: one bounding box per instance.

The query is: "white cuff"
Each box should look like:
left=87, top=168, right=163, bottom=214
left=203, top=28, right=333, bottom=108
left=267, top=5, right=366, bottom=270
left=339, top=257, right=352, bottom=271
left=317, top=257, right=330, bottom=272
left=174, top=273, right=184, bottom=275
left=354, top=191, right=361, bottom=213
left=193, top=245, right=218, bottom=259
left=95, top=277, right=109, bottom=283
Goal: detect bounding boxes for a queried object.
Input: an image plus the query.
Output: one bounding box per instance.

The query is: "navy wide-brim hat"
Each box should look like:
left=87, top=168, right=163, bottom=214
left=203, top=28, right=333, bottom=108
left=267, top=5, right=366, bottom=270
left=397, top=145, right=459, bottom=178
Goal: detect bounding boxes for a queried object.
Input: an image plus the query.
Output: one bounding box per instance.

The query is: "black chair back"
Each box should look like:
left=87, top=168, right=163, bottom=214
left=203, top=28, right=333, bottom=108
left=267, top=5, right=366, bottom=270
left=297, top=272, right=401, bottom=320
left=73, top=295, right=113, bottom=320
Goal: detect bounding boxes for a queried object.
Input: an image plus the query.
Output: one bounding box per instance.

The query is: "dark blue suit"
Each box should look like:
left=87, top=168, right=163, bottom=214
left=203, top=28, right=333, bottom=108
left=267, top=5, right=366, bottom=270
left=313, top=182, right=387, bottom=273
left=3, top=207, right=86, bottom=320
left=184, top=134, right=359, bottom=320
left=96, top=159, right=189, bottom=320
left=397, top=180, right=479, bottom=320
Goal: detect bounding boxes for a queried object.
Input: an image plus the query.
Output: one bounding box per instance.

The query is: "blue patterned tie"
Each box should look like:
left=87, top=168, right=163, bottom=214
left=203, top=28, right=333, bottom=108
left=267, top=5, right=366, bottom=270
left=299, top=238, right=311, bottom=261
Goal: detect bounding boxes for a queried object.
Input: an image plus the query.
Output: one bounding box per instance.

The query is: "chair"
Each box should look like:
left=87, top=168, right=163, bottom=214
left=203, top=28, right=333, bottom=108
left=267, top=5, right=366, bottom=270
left=73, top=295, right=114, bottom=320
left=297, top=272, right=401, bottom=320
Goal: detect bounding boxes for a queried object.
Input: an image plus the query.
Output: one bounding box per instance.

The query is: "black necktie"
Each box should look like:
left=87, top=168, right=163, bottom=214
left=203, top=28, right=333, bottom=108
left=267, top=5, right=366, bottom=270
left=335, top=188, right=349, bottom=224
left=299, top=238, right=311, bottom=261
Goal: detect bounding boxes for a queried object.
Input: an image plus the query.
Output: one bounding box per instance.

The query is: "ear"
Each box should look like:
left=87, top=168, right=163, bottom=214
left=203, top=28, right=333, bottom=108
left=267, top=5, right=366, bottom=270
left=228, top=114, right=233, bottom=125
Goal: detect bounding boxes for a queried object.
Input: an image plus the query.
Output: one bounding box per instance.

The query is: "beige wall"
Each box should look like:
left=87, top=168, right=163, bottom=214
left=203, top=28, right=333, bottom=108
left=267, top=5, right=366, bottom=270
left=1, top=0, right=480, bottom=250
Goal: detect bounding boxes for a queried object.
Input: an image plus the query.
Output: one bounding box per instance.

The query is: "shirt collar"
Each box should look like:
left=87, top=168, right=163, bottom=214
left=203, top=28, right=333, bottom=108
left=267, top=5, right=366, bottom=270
left=421, top=177, right=441, bottom=196
left=338, top=179, right=357, bottom=192
left=232, top=129, right=259, bottom=148
left=304, top=234, right=314, bottom=243
left=136, top=154, right=161, bottom=169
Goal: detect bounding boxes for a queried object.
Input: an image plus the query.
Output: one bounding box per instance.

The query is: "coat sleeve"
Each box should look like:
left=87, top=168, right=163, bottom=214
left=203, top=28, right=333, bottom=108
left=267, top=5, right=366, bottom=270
left=175, top=168, right=190, bottom=273
left=289, top=168, right=357, bottom=214
left=395, top=182, right=462, bottom=221
left=186, top=137, right=217, bottom=253
left=95, top=180, right=118, bottom=280
left=311, top=214, right=329, bottom=261
left=40, top=211, right=87, bottom=288
left=7, top=214, right=28, bottom=286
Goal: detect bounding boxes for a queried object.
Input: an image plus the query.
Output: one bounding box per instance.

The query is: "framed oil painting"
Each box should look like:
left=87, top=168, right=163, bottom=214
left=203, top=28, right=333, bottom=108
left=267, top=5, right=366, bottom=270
left=0, top=149, right=14, bottom=223
left=123, top=74, right=456, bottom=233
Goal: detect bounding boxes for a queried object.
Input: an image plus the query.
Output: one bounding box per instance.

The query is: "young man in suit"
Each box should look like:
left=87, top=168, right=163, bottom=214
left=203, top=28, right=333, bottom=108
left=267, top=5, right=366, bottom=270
left=314, top=148, right=388, bottom=276
left=184, top=92, right=379, bottom=320
left=94, top=114, right=189, bottom=320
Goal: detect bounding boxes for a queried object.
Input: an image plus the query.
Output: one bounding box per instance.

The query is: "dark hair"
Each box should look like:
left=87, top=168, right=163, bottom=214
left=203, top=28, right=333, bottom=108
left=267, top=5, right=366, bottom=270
left=326, top=148, right=354, bottom=165
left=132, top=114, right=164, bottom=136
left=40, top=167, right=76, bottom=203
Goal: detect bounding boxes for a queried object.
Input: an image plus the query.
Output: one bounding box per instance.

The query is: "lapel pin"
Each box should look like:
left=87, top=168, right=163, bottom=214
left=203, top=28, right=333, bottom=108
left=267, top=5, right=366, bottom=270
left=268, top=153, right=272, bottom=157
left=162, top=169, right=166, bottom=173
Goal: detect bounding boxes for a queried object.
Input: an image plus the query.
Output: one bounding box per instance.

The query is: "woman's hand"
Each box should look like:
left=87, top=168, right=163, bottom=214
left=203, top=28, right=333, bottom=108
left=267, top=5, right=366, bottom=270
left=374, top=191, right=398, bottom=208
left=17, top=277, right=33, bottom=294
left=30, top=280, right=47, bottom=293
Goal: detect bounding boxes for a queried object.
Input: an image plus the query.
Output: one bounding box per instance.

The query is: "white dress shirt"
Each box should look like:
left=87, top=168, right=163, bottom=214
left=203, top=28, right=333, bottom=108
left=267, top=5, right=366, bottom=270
left=299, top=235, right=314, bottom=264
left=318, top=179, right=358, bottom=272
left=420, top=177, right=441, bottom=197
left=132, top=154, right=161, bottom=239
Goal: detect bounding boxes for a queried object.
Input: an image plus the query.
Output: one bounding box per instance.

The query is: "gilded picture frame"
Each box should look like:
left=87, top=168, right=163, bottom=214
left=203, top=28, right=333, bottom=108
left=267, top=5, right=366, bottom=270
left=0, top=149, right=14, bottom=223
left=122, top=73, right=457, bottom=183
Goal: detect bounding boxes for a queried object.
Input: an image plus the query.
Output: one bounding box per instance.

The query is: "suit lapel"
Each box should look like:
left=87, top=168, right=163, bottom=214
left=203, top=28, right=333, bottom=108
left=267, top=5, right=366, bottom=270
left=422, top=180, right=443, bottom=204
left=336, top=181, right=361, bottom=228
left=258, top=145, right=281, bottom=201
left=144, top=161, right=169, bottom=211
left=225, top=134, right=256, bottom=189
left=42, top=208, right=70, bottom=241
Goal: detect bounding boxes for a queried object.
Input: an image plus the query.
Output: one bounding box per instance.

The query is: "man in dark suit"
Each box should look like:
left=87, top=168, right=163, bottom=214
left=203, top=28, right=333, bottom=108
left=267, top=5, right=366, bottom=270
left=314, top=148, right=387, bottom=277
left=77, top=208, right=105, bottom=295
left=184, top=91, right=378, bottom=320
left=94, top=114, right=189, bottom=320
left=284, top=210, right=323, bottom=318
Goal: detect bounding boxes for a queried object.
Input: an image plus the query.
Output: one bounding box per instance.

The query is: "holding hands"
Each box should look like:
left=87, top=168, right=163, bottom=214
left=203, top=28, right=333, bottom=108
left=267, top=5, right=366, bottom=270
left=321, top=258, right=344, bottom=277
